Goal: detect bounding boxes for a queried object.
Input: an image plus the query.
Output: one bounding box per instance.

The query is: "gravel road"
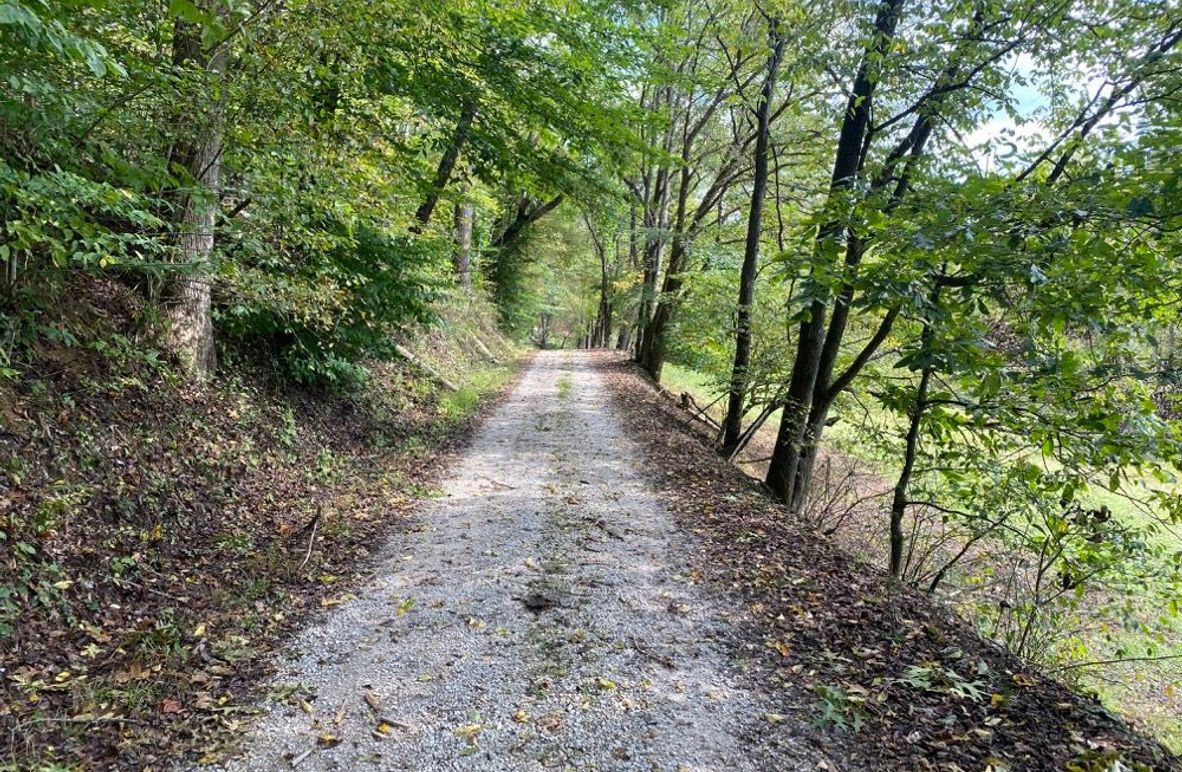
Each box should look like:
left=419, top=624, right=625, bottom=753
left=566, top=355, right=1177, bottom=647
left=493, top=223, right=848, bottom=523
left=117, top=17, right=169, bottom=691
left=209, top=351, right=814, bottom=771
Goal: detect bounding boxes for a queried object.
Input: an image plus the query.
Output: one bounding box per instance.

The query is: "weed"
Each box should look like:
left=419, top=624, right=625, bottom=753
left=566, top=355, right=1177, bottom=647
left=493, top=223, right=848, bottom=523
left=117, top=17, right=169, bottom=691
left=895, top=661, right=989, bottom=703
left=813, top=682, right=869, bottom=731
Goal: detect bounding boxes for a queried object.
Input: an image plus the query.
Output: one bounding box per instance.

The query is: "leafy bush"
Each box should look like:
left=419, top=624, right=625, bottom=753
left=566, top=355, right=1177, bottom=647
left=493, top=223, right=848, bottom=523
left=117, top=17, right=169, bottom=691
left=219, top=223, right=444, bottom=387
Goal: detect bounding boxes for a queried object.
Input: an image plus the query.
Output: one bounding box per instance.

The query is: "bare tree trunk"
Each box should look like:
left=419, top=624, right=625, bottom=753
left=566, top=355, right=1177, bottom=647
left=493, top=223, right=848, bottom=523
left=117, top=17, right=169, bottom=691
left=454, top=199, right=473, bottom=287
left=164, top=13, right=226, bottom=381
left=721, top=26, right=787, bottom=451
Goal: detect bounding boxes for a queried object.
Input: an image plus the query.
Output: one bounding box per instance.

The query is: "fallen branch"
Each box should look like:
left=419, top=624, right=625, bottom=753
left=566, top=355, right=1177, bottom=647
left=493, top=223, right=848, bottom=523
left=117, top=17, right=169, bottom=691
left=679, top=392, right=724, bottom=431
left=471, top=336, right=499, bottom=363
left=394, top=343, right=459, bottom=392
left=299, top=512, right=321, bottom=571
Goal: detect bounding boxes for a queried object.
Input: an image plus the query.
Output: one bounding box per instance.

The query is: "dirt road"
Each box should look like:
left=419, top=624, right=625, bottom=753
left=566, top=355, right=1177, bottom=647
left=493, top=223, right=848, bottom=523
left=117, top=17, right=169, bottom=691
left=212, top=351, right=813, bottom=771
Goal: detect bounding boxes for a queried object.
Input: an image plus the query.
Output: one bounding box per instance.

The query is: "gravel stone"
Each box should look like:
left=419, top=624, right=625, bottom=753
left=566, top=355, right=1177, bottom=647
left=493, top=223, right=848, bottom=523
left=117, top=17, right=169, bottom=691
left=203, top=351, right=817, bottom=771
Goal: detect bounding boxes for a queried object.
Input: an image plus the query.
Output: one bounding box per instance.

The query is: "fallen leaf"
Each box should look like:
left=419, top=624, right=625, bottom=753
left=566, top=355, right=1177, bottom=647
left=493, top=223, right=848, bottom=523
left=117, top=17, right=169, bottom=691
left=454, top=723, right=483, bottom=744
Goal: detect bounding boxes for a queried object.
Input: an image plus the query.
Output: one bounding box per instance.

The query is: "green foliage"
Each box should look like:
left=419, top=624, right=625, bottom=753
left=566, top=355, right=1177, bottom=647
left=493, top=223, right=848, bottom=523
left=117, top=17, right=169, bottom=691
left=813, top=683, right=869, bottom=732
left=221, top=224, right=443, bottom=387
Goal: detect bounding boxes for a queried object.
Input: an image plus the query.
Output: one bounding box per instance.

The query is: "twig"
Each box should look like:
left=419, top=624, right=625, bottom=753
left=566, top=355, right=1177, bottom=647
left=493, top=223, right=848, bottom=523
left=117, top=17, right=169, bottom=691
left=111, top=577, right=188, bottom=603
left=299, top=515, right=320, bottom=571
left=1051, top=653, right=1182, bottom=672
left=290, top=746, right=315, bottom=767
left=629, top=635, right=676, bottom=669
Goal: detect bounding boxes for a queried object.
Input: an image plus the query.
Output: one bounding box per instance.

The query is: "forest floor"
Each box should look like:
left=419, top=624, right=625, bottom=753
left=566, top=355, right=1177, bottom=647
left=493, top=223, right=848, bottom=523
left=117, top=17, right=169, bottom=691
left=197, top=350, right=1176, bottom=771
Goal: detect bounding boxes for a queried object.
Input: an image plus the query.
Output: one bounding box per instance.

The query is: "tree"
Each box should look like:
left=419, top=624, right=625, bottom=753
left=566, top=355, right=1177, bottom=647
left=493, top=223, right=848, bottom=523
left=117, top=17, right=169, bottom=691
left=164, top=1, right=230, bottom=380
left=721, top=17, right=787, bottom=450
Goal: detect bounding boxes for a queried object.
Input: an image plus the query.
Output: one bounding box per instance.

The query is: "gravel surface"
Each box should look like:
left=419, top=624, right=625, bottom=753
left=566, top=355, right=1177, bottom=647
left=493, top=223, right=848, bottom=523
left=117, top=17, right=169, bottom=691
left=205, top=351, right=815, bottom=771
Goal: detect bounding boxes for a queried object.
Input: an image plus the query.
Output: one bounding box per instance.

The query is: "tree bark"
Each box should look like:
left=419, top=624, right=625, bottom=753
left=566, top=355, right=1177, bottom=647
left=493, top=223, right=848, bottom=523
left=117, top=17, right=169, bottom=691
left=634, top=86, right=676, bottom=361
left=491, top=194, right=563, bottom=253
left=164, top=12, right=226, bottom=381
left=720, top=25, right=787, bottom=452
left=453, top=199, right=473, bottom=287
left=890, top=360, right=933, bottom=577
left=642, top=237, right=684, bottom=381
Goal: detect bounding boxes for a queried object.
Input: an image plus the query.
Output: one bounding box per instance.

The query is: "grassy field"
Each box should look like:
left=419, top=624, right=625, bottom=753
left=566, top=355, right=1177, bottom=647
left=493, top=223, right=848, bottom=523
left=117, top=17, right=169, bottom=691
left=659, top=360, right=1182, bottom=752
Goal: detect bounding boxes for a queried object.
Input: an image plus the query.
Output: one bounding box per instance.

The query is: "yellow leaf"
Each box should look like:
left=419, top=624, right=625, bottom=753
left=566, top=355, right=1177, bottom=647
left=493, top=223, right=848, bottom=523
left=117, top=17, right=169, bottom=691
left=596, top=677, right=617, bottom=690
left=512, top=710, right=530, bottom=723
left=193, top=623, right=207, bottom=638
left=454, top=723, right=483, bottom=743
left=52, top=580, right=73, bottom=591
left=764, top=712, right=787, bottom=724
left=1011, top=673, right=1037, bottom=687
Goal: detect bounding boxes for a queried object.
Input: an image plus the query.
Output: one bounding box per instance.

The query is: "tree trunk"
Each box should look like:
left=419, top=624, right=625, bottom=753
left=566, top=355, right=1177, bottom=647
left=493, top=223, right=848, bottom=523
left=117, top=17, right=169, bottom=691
left=164, top=13, right=226, bottom=381
left=642, top=237, right=685, bottom=382
left=635, top=180, right=669, bottom=360
left=414, top=98, right=476, bottom=228
left=454, top=199, right=473, bottom=287
left=491, top=194, right=563, bottom=253
left=617, top=325, right=632, bottom=351
left=641, top=131, right=693, bottom=381
left=765, top=0, right=905, bottom=505
left=721, top=27, right=787, bottom=452
left=890, top=363, right=933, bottom=577
left=634, top=86, right=676, bottom=362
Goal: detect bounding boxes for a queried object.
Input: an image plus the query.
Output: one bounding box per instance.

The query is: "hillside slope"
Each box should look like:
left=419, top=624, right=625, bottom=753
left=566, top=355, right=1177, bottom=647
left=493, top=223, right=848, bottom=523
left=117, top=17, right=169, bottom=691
left=0, top=287, right=518, bottom=769
left=601, top=353, right=1180, bottom=771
